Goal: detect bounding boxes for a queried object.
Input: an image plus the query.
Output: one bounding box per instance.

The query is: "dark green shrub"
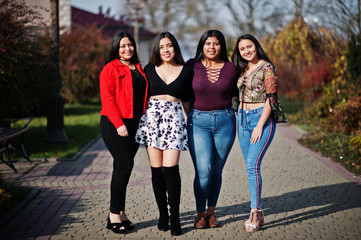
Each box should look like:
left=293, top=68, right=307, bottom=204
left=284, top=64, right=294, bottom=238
left=0, top=173, right=31, bottom=216
left=332, top=96, right=361, bottom=135
left=0, top=0, right=52, bottom=118
left=346, top=34, right=361, bottom=83
left=301, top=54, right=361, bottom=133
left=0, top=174, right=11, bottom=215
left=60, top=25, right=109, bottom=104
left=349, top=134, right=361, bottom=154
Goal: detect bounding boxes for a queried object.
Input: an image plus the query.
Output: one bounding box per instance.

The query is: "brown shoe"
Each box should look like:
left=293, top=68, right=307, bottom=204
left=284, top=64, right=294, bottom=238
left=194, top=216, right=207, bottom=229
left=208, top=215, right=220, bottom=228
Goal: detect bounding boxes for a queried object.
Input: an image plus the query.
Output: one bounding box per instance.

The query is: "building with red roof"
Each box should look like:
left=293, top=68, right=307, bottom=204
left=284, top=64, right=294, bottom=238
left=71, top=6, right=157, bottom=39
left=25, top=0, right=157, bottom=63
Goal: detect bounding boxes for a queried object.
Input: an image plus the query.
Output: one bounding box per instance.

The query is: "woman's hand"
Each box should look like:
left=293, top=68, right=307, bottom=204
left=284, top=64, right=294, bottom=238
left=117, top=125, right=129, bottom=137
left=251, top=125, right=263, bottom=144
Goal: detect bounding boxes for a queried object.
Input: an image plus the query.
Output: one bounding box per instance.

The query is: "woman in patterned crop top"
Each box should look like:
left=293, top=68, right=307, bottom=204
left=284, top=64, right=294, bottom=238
left=231, top=34, right=277, bottom=233
left=135, top=32, right=193, bottom=236
left=186, top=30, right=237, bottom=229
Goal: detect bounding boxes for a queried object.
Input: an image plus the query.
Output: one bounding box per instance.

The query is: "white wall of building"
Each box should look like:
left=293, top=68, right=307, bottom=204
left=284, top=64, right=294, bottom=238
left=26, top=0, right=71, bottom=33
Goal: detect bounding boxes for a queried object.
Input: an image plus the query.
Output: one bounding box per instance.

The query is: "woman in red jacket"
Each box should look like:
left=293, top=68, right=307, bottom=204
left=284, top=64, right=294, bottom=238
left=99, top=32, right=148, bottom=234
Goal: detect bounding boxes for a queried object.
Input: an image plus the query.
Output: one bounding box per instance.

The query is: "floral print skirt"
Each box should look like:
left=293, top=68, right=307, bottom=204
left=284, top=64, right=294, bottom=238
left=135, top=98, right=188, bottom=151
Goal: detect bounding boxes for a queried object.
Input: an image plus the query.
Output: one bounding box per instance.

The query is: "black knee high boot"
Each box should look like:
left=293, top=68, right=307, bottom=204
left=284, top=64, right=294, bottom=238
left=163, top=165, right=182, bottom=236
left=151, top=167, right=169, bottom=231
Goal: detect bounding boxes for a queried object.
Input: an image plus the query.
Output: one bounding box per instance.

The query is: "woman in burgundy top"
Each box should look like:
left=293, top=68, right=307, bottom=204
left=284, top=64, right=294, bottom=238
left=100, top=32, right=148, bottom=234
left=186, top=30, right=237, bottom=229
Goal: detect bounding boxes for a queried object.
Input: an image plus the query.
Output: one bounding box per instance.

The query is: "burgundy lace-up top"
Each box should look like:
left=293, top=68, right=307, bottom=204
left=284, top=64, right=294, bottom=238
left=186, top=59, right=237, bottom=111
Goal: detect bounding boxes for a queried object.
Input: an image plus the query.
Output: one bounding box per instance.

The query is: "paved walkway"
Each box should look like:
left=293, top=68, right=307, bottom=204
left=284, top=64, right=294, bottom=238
left=0, top=125, right=361, bottom=240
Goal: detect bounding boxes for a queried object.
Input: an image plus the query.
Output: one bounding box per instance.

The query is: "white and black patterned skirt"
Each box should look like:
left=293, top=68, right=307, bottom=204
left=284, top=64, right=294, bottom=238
left=135, top=98, right=188, bottom=151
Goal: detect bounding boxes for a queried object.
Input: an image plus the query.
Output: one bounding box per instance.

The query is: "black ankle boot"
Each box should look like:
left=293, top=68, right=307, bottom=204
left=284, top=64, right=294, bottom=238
left=151, top=167, right=169, bottom=231
left=163, top=165, right=182, bottom=236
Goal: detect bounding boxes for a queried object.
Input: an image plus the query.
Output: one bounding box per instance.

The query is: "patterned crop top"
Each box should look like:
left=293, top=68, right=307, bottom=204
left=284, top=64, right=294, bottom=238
left=236, top=61, right=277, bottom=104
left=144, top=64, right=193, bottom=102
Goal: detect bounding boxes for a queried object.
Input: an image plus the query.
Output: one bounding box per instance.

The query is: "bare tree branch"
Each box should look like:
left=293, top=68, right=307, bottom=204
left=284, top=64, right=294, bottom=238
left=223, top=0, right=285, bottom=37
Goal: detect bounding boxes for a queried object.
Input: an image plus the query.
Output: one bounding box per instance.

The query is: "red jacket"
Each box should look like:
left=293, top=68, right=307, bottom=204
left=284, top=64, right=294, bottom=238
left=100, top=59, right=148, bottom=129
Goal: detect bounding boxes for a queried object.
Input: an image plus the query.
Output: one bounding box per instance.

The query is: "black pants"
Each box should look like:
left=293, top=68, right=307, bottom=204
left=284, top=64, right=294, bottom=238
left=100, top=115, right=140, bottom=213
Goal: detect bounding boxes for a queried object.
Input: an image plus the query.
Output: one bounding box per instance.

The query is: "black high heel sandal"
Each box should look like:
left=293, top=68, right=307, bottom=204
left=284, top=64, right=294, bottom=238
left=106, top=215, right=125, bottom=234
left=122, top=220, right=135, bottom=230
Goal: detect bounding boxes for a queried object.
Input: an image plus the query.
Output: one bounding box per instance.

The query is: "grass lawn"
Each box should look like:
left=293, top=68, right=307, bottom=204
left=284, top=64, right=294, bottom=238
left=300, top=131, right=361, bottom=175
left=14, top=104, right=101, bottom=159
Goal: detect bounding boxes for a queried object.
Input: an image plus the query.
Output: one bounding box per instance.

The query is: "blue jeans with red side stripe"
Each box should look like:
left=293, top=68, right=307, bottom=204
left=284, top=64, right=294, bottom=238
left=238, top=107, right=276, bottom=209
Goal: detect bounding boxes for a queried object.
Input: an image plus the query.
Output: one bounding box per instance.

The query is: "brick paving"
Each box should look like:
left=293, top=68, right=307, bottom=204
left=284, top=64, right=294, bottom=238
left=0, top=125, right=360, bottom=239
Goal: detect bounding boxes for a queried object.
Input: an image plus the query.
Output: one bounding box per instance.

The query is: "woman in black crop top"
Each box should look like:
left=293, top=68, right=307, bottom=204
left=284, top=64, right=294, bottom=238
left=135, top=32, right=193, bottom=236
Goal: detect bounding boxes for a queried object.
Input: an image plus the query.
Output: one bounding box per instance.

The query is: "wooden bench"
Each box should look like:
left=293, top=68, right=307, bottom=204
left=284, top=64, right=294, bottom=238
left=0, top=117, right=33, bottom=173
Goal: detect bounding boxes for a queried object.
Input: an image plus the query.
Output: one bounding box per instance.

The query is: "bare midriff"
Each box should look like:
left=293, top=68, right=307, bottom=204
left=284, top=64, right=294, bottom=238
left=151, top=95, right=181, bottom=102
left=239, top=102, right=265, bottom=110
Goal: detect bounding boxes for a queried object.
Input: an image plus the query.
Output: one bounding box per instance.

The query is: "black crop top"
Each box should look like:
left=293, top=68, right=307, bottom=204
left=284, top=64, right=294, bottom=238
left=144, top=64, right=193, bottom=102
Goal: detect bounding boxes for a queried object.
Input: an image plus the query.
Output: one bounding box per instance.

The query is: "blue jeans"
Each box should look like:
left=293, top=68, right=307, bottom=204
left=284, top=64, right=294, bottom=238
left=187, top=108, right=236, bottom=212
left=238, top=107, right=275, bottom=209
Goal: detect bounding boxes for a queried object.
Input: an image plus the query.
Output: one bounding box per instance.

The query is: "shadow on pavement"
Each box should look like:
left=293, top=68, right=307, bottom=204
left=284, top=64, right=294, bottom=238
left=215, top=182, right=361, bottom=229
left=52, top=182, right=361, bottom=236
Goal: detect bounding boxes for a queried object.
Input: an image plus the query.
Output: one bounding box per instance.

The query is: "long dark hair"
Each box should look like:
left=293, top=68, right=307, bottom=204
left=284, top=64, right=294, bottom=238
left=105, top=32, right=140, bottom=65
left=231, top=34, right=273, bottom=76
left=194, top=29, right=229, bottom=62
left=148, top=31, right=185, bottom=66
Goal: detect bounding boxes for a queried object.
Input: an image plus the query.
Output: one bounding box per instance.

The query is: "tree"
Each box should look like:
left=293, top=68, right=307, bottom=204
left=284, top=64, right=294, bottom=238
left=263, top=17, right=343, bottom=96
left=140, top=0, right=223, bottom=57
left=291, top=0, right=319, bottom=20
left=224, top=0, right=284, bottom=37
left=0, top=0, right=52, bottom=118
left=289, top=0, right=361, bottom=39
left=60, top=25, right=108, bottom=104
left=324, top=0, right=361, bottom=38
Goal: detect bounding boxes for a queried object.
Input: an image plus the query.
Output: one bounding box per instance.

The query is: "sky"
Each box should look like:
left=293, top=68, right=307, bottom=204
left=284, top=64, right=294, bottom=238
left=71, top=0, right=125, bottom=18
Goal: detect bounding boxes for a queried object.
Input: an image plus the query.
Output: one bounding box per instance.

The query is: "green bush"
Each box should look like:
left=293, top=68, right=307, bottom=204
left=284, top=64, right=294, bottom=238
left=300, top=53, right=361, bottom=134
left=296, top=46, right=361, bottom=175
left=60, top=25, right=109, bottom=104
left=0, top=0, right=52, bottom=118
left=0, top=173, right=31, bottom=216
left=0, top=175, right=11, bottom=213
left=0, top=188, right=11, bottom=214
left=349, top=134, right=361, bottom=154
left=331, top=96, right=361, bottom=134
left=280, top=96, right=302, bottom=115
left=346, top=34, right=361, bottom=83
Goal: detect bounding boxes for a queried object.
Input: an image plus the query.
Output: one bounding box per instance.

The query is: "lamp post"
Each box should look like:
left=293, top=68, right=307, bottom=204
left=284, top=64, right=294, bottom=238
left=125, top=0, right=147, bottom=46
left=44, top=0, right=68, bottom=143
